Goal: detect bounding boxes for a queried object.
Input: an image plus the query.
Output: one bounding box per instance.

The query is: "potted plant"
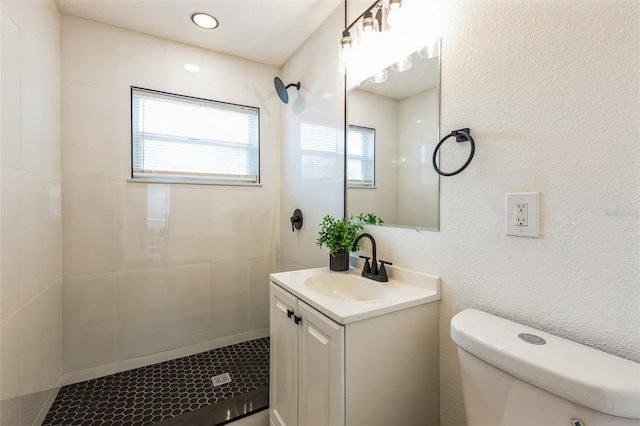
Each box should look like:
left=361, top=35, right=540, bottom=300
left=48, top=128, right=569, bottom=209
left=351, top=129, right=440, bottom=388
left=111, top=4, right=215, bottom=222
left=316, top=214, right=363, bottom=271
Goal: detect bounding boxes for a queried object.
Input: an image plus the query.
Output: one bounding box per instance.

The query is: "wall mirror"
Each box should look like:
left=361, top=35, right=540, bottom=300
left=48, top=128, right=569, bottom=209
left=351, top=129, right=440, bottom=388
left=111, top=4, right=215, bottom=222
left=344, top=1, right=441, bottom=230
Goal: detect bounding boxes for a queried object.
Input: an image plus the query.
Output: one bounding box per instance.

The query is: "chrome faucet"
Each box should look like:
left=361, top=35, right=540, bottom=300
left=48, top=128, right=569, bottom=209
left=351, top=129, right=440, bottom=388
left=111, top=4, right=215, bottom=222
left=351, top=233, right=392, bottom=282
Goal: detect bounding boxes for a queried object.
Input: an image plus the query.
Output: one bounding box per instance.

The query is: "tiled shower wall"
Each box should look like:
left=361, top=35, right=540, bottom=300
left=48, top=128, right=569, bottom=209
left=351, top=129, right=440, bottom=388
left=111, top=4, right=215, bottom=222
left=60, top=15, right=280, bottom=383
left=1, top=1, right=62, bottom=424
left=278, top=6, right=345, bottom=271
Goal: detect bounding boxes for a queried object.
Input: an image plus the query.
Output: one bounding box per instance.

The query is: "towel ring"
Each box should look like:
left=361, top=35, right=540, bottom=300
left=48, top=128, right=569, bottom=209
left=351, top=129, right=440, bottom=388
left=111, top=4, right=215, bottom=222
left=432, top=128, right=475, bottom=176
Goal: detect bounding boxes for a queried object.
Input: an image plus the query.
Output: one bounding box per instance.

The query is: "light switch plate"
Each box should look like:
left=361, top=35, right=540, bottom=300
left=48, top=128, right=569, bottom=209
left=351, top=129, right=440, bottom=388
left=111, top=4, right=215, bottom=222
left=506, top=192, right=539, bottom=237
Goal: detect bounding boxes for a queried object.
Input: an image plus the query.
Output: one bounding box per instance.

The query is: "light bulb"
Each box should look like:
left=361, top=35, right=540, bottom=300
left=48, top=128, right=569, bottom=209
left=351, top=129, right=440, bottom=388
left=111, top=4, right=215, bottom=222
left=340, top=30, right=352, bottom=49
left=362, top=11, right=374, bottom=32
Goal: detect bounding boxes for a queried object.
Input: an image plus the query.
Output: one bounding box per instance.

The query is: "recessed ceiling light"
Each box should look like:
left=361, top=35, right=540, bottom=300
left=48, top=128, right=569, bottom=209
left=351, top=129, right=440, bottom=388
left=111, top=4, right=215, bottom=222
left=191, top=13, right=219, bottom=30
left=184, top=64, right=201, bottom=72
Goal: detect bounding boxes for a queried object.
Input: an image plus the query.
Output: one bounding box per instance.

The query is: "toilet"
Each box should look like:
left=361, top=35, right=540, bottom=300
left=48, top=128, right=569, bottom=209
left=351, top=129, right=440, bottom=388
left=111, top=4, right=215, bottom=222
left=450, top=309, right=640, bottom=426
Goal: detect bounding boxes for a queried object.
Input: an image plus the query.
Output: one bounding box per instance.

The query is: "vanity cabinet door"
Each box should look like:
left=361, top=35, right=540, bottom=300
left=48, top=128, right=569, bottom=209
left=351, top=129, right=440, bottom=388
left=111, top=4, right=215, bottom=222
left=297, top=301, right=345, bottom=426
left=270, top=283, right=299, bottom=426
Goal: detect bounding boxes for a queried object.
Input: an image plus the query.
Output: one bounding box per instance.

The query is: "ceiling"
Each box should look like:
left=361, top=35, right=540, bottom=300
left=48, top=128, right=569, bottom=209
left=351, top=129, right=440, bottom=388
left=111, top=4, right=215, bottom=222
left=56, top=0, right=342, bottom=68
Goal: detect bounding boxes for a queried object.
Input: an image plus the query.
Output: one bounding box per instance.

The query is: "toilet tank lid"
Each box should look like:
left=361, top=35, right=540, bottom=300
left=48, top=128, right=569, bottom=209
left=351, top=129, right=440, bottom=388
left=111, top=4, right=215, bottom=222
left=450, top=309, right=640, bottom=419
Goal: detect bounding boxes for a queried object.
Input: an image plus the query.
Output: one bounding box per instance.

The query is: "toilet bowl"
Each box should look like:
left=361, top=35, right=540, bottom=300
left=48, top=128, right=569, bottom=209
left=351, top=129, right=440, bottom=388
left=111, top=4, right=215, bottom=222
left=450, top=309, right=640, bottom=426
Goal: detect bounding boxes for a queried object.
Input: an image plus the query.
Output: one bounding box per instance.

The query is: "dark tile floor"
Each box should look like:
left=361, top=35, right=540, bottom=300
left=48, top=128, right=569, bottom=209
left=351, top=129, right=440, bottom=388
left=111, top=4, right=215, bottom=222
left=43, top=338, right=269, bottom=426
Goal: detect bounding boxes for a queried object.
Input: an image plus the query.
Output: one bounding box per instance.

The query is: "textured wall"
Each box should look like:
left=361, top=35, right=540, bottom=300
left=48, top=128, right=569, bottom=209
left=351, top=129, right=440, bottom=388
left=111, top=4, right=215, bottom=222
left=1, top=1, right=62, bottom=424
left=352, top=2, right=640, bottom=425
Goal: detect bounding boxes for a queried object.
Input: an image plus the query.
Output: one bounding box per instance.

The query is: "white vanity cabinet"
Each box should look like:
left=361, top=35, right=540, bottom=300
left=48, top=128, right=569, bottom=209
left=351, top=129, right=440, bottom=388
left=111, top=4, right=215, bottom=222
left=269, top=271, right=440, bottom=426
left=270, top=283, right=344, bottom=426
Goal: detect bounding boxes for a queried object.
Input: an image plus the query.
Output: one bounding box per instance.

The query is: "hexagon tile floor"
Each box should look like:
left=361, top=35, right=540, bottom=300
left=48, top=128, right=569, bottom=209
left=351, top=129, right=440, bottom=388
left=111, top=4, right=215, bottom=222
left=43, top=337, right=269, bottom=426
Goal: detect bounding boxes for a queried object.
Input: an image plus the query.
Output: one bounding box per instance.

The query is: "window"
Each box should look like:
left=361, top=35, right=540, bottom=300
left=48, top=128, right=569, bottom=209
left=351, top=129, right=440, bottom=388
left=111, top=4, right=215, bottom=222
left=131, top=87, right=259, bottom=184
left=347, top=125, right=375, bottom=187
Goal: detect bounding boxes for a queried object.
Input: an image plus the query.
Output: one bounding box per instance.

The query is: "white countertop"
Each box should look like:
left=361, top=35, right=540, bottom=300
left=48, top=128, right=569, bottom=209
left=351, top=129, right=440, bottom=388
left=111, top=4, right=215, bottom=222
left=270, top=266, right=441, bottom=325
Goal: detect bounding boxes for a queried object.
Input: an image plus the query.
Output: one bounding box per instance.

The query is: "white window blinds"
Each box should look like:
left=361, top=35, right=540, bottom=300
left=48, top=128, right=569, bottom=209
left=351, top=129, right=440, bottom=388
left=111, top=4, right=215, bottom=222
left=347, top=125, right=375, bottom=187
left=131, top=87, right=259, bottom=184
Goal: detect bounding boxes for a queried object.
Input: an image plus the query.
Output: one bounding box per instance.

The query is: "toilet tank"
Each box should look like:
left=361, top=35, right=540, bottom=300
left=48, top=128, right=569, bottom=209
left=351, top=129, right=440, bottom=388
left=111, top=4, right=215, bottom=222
left=450, top=309, right=640, bottom=426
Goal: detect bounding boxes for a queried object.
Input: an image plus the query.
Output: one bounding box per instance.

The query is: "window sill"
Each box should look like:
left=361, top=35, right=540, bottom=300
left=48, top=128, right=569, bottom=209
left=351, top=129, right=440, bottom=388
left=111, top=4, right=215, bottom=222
left=347, top=185, right=377, bottom=189
left=127, top=178, right=262, bottom=187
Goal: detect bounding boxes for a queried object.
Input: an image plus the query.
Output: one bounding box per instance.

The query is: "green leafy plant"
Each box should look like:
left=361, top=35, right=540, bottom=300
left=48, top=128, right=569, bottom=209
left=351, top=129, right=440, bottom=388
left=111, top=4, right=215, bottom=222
left=356, top=213, right=384, bottom=225
left=316, top=215, right=363, bottom=256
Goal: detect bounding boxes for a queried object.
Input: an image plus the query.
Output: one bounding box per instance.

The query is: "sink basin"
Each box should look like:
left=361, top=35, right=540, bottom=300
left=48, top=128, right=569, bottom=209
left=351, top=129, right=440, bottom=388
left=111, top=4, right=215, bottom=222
left=304, top=272, right=385, bottom=301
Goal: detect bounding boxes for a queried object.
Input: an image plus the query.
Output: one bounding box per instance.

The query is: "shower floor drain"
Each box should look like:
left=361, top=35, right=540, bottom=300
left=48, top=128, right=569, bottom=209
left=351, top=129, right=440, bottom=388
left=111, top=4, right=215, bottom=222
left=211, top=372, right=232, bottom=387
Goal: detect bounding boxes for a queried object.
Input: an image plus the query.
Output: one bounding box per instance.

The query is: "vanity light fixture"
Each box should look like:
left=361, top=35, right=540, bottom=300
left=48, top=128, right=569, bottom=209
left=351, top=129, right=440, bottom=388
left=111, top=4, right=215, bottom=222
left=389, top=0, right=402, bottom=10
left=191, top=12, right=219, bottom=30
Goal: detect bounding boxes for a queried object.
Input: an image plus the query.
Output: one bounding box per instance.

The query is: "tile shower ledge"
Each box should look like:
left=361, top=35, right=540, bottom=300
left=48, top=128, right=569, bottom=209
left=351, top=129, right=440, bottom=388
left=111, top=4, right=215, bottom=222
left=269, top=265, right=440, bottom=325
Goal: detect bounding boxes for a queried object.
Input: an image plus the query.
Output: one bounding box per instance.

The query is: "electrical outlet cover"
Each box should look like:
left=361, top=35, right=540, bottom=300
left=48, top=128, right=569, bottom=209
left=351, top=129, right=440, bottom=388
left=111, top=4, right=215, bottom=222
left=506, top=193, right=539, bottom=237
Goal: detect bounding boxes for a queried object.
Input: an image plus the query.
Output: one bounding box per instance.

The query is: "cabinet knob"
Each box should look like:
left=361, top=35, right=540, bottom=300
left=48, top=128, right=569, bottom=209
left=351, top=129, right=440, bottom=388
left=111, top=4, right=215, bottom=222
left=294, top=315, right=302, bottom=325
left=287, top=309, right=294, bottom=318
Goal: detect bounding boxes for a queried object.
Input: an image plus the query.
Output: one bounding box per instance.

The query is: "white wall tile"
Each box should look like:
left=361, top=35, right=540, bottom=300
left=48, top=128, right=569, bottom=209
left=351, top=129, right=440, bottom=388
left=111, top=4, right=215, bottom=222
left=19, top=174, right=62, bottom=305
left=61, top=15, right=117, bottom=88
left=1, top=1, right=62, bottom=421
left=62, top=273, right=117, bottom=373
left=62, top=180, right=117, bottom=276
left=0, top=396, right=20, bottom=426
left=61, top=83, right=117, bottom=180
left=165, top=263, right=211, bottom=349
left=116, top=268, right=168, bottom=360
left=116, top=182, right=169, bottom=271
left=114, top=29, right=168, bottom=90
left=247, top=186, right=280, bottom=259
left=210, top=260, right=250, bottom=340
left=165, top=185, right=214, bottom=266
left=19, top=388, right=52, bottom=426
left=1, top=10, right=23, bottom=170
left=248, top=257, right=277, bottom=330
left=1, top=312, right=21, bottom=401
left=1, top=167, right=23, bottom=320
left=19, top=281, right=62, bottom=396
left=208, top=188, right=253, bottom=262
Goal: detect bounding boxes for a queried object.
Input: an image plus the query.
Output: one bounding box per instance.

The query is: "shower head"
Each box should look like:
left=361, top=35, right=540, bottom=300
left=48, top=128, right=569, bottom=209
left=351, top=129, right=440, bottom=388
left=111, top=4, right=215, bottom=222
left=274, top=77, right=300, bottom=104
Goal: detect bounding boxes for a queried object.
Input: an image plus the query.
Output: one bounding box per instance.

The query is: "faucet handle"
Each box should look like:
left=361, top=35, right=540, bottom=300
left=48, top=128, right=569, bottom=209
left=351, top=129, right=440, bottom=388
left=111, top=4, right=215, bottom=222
left=359, top=255, right=372, bottom=274
left=378, top=260, right=393, bottom=282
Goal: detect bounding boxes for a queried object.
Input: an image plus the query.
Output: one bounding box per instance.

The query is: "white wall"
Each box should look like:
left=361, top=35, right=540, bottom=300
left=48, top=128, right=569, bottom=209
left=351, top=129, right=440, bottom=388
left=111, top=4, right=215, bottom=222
left=0, top=1, right=62, bottom=425
left=348, top=2, right=639, bottom=425
left=279, top=6, right=345, bottom=270
left=60, top=15, right=280, bottom=383
left=348, top=89, right=399, bottom=224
